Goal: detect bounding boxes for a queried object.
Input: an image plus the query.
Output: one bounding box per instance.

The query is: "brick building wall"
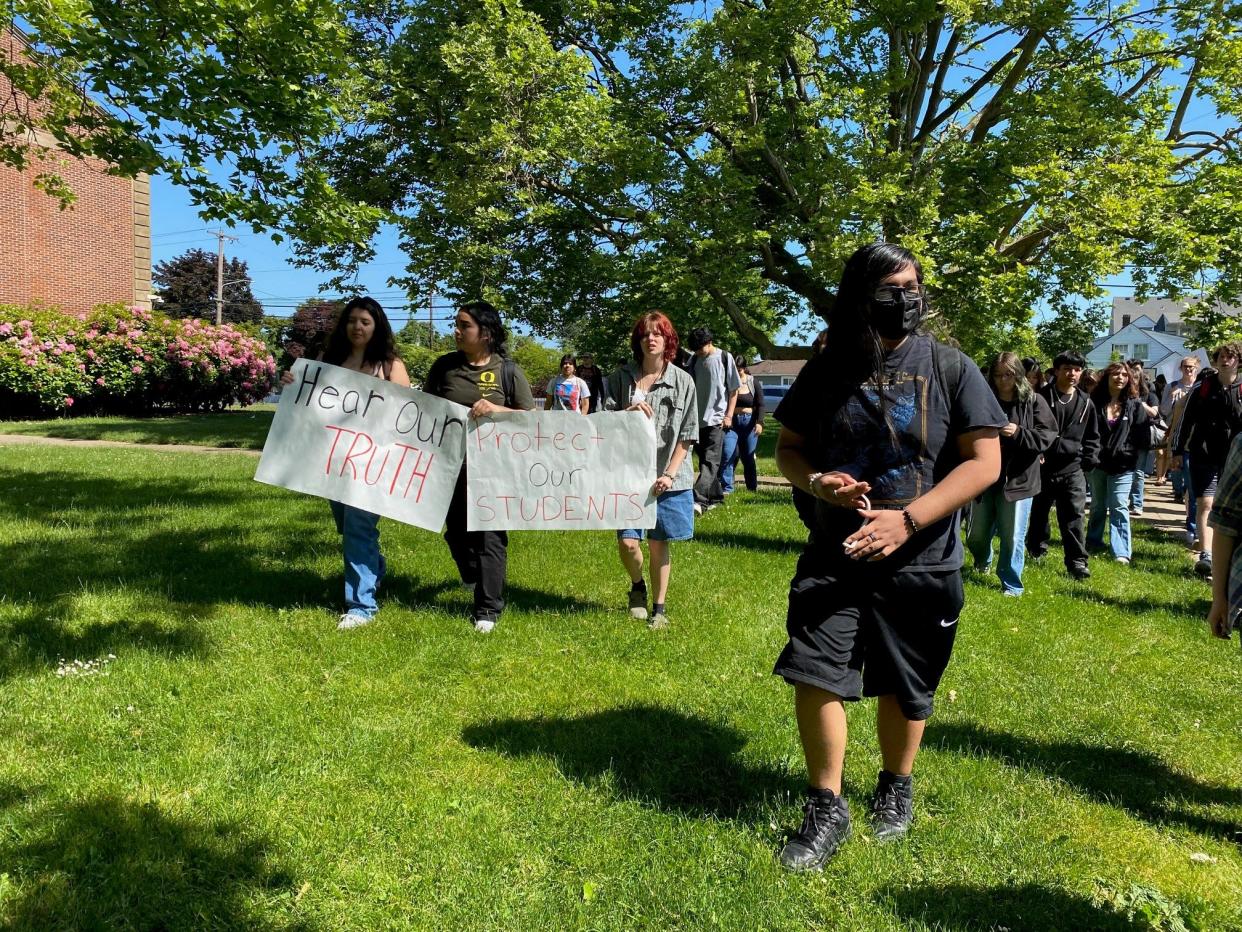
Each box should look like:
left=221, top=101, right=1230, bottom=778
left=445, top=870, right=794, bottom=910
left=0, top=27, right=151, bottom=313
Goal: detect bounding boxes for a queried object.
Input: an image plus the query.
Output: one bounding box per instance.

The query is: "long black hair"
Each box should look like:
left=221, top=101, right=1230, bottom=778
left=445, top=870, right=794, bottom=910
left=458, top=300, right=509, bottom=357
left=323, top=297, right=397, bottom=366
left=816, top=243, right=924, bottom=446
left=823, top=242, right=924, bottom=387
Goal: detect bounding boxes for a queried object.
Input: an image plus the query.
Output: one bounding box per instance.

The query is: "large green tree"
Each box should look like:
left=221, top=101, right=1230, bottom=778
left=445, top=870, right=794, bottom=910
left=5, top=1, right=1241, bottom=357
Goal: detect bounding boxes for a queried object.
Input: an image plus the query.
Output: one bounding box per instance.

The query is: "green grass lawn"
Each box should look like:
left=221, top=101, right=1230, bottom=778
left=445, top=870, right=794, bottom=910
left=0, top=442, right=1239, bottom=930
left=0, top=407, right=276, bottom=449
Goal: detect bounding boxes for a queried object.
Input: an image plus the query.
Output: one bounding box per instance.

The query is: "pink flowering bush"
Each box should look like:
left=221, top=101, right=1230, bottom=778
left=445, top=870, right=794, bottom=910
left=0, top=307, right=92, bottom=416
left=0, top=303, right=276, bottom=417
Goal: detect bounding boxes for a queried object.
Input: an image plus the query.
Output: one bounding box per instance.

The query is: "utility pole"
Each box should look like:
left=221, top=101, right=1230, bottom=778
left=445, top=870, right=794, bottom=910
left=213, top=230, right=238, bottom=325
left=428, top=288, right=436, bottom=347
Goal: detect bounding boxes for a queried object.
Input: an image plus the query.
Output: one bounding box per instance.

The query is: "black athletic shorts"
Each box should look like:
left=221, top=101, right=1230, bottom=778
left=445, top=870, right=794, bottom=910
left=773, top=547, right=965, bottom=721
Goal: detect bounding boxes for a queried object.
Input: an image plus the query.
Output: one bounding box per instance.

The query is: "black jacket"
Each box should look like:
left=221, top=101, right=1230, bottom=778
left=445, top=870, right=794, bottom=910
left=1037, top=384, right=1101, bottom=476
left=1172, top=371, right=1242, bottom=468
left=1094, top=396, right=1150, bottom=475
left=995, top=393, right=1058, bottom=501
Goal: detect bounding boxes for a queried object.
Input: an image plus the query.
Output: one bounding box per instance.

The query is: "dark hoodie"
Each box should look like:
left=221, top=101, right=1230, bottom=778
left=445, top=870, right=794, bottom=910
left=1037, top=383, right=1101, bottom=476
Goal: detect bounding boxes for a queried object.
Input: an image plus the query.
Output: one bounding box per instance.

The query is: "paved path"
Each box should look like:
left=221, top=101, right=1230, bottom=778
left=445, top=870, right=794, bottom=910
left=0, top=433, right=260, bottom=456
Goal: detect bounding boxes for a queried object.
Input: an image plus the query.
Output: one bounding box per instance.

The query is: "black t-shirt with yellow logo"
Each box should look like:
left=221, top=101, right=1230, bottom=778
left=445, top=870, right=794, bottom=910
left=425, top=351, right=535, bottom=410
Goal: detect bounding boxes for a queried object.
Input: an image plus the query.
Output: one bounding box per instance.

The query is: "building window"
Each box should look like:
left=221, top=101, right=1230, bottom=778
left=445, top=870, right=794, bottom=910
left=1112, top=344, right=1128, bottom=358
left=1132, top=343, right=1149, bottom=361
left=1122, top=315, right=1131, bottom=326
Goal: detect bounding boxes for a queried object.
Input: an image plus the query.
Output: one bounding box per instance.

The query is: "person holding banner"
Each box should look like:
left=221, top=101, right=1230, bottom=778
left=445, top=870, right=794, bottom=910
left=280, top=296, right=411, bottom=630
left=771, top=243, right=1004, bottom=871
left=424, top=301, right=535, bottom=633
left=603, top=311, right=699, bottom=630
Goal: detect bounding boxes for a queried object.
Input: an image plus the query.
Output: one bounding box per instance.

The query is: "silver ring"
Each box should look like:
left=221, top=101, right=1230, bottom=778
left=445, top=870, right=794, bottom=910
left=867, top=532, right=877, bottom=542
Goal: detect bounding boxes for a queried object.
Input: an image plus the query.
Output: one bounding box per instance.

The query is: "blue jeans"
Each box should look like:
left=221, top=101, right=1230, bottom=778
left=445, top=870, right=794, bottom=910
left=966, top=487, right=1033, bottom=595
left=721, top=412, right=760, bottom=493
left=1129, top=464, right=1147, bottom=511
left=1086, top=470, right=1132, bottom=560
left=330, top=501, right=385, bottom=618
left=1177, top=457, right=1197, bottom=544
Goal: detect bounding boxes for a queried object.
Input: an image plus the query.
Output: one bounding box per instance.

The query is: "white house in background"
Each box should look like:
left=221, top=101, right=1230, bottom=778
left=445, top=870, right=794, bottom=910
left=1085, top=313, right=1208, bottom=383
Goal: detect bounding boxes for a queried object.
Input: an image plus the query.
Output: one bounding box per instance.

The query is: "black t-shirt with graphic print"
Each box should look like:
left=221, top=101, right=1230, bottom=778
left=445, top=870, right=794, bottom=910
left=775, top=334, right=1006, bottom=572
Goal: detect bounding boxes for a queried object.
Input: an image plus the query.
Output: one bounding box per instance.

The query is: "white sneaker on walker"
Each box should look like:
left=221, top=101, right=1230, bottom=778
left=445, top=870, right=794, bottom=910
left=337, top=613, right=373, bottom=630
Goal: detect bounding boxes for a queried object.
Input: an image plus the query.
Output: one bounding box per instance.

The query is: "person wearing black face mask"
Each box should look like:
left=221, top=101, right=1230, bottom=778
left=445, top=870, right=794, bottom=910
left=770, top=243, right=1005, bottom=872
left=869, top=282, right=927, bottom=340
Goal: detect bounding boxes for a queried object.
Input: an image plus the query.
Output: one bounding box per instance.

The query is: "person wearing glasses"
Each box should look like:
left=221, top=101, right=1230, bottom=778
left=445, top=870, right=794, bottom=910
left=771, top=243, right=1005, bottom=872
left=1162, top=356, right=1202, bottom=550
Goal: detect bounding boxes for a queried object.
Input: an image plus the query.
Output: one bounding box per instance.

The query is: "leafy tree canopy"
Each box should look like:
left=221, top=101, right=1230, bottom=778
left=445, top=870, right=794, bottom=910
left=153, top=248, right=263, bottom=324
left=1036, top=305, right=1110, bottom=361
left=6, top=0, right=1241, bottom=357
left=1180, top=299, right=1242, bottom=350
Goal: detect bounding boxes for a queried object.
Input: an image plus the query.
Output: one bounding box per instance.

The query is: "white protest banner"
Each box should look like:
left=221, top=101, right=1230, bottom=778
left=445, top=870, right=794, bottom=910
left=466, top=410, right=658, bottom=531
left=255, top=359, right=468, bottom=530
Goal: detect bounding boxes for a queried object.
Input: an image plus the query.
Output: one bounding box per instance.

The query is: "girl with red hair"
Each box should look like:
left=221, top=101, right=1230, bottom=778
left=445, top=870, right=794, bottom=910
left=603, top=311, right=700, bottom=629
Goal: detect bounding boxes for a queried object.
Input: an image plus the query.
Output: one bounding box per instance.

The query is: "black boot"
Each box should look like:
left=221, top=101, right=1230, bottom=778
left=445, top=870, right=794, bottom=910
left=778, top=789, right=851, bottom=872
left=869, top=770, right=914, bottom=842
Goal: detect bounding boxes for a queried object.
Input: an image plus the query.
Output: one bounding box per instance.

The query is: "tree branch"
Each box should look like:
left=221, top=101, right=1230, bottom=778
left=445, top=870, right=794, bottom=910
left=998, top=226, right=1056, bottom=264
left=968, top=29, right=1045, bottom=144
left=906, top=12, right=944, bottom=142
left=914, top=39, right=1021, bottom=144
left=1167, top=50, right=1203, bottom=142
left=698, top=279, right=810, bottom=359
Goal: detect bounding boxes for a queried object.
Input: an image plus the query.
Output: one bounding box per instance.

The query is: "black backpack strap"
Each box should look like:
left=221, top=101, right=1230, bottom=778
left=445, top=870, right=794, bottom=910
left=931, top=340, right=964, bottom=412
left=502, top=357, right=516, bottom=408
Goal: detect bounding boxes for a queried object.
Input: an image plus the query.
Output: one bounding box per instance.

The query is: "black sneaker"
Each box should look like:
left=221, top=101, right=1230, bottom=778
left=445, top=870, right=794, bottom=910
left=1068, top=562, right=1091, bottom=580
left=869, top=770, right=914, bottom=842
left=1194, top=553, right=1213, bottom=580
left=778, top=790, right=851, bottom=872
left=628, top=583, right=648, bottom=620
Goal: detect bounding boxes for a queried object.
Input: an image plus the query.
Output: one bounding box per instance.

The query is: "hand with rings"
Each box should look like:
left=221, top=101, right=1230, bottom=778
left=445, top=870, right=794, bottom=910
left=811, top=472, right=871, bottom=509
left=843, top=505, right=914, bottom=561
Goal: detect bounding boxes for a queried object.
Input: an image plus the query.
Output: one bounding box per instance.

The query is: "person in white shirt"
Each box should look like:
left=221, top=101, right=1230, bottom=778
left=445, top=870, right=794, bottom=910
left=546, top=354, right=591, bottom=413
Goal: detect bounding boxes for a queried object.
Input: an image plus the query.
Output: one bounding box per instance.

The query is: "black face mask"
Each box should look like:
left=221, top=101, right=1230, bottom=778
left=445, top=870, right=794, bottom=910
left=869, top=287, right=924, bottom=341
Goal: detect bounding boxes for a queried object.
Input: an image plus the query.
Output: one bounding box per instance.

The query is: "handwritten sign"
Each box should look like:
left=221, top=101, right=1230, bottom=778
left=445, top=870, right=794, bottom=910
left=466, top=410, right=658, bottom=531
left=255, top=359, right=468, bottom=530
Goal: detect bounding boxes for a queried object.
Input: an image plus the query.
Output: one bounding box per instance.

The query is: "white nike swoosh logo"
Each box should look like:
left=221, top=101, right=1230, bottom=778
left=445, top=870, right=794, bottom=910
left=939, top=618, right=958, bottom=628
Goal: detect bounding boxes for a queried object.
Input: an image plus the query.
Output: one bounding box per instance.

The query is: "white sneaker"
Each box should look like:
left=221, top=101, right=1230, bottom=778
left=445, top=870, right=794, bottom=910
left=693, top=503, right=704, bottom=516
left=337, top=613, right=373, bottom=630
left=473, top=615, right=497, bottom=634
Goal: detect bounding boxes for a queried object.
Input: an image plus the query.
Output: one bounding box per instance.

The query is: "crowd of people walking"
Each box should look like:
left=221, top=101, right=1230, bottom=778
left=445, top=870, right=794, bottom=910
left=278, top=241, right=1239, bottom=875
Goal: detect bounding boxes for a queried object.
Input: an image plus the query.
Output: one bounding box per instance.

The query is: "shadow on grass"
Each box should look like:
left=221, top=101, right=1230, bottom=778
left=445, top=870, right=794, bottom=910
left=1, top=795, right=311, bottom=930
left=462, top=705, right=795, bottom=819
left=0, top=604, right=209, bottom=682
left=883, top=883, right=1141, bottom=932
left=0, top=466, right=339, bottom=607
left=1048, top=581, right=1211, bottom=619
left=929, top=720, right=1242, bottom=843
left=692, top=528, right=804, bottom=554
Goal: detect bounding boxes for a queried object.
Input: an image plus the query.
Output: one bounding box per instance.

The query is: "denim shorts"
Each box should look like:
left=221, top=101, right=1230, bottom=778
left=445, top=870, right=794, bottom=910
left=618, top=489, right=695, bottom=542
